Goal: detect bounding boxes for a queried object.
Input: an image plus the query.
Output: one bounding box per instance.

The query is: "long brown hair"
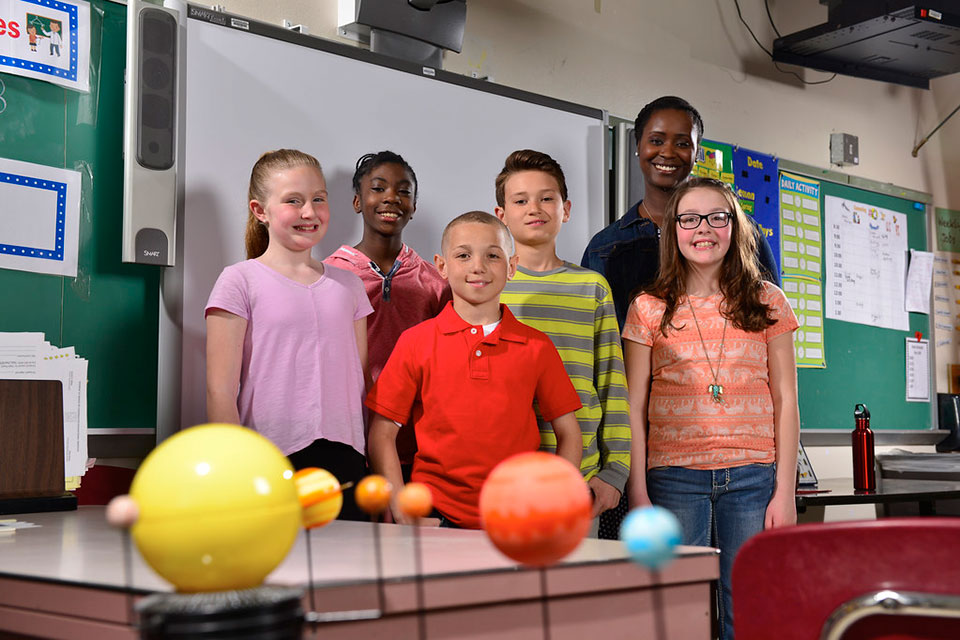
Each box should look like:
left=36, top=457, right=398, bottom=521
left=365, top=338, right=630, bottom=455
left=244, top=149, right=323, bottom=259
left=648, top=177, right=775, bottom=335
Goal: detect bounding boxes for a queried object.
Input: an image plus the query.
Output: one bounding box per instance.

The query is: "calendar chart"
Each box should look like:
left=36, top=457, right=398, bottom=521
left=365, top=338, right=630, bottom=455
left=824, top=195, right=909, bottom=331
left=779, top=172, right=826, bottom=367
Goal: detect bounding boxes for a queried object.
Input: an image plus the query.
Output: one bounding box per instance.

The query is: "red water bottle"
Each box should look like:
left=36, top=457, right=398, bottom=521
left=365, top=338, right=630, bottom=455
left=852, top=403, right=876, bottom=492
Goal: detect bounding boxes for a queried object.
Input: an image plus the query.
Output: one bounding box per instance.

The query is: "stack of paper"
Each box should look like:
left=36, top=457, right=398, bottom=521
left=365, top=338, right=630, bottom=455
left=0, top=332, right=87, bottom=478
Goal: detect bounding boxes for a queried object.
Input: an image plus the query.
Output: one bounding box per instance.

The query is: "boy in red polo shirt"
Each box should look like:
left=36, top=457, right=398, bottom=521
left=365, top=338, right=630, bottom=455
left=366, top=211, right=582, bottom=528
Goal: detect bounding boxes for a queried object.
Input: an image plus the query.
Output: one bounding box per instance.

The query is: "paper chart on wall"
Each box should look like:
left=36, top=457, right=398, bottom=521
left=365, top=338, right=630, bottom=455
left=779, top=173, right=822, bottom=279
left=904, top=249, right=934, bottom=314
left=905, top=338, right=930, bottom=403
left=781, top=275, right=825, bottom=368
left=733, top=147, right=780, bottom=274
left=693, top=139, right=735, bottom=185
left=779, top=172, right=825, bottom=367
left=932, top=207, right=960, bottom=392
left=824, top=195, right=909, bottom=331
left=931, top=254, right=954, bottom=353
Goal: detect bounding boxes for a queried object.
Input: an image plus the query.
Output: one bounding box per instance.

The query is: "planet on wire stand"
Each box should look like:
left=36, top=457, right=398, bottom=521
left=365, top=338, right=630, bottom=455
left=294, top=467, right=343, bottom=529
left=105, top=423, right=307, bottom=639
left=355, top=474, right=392, bottom=516
left=620, top=505, right=682, bottom=570
left=397, top=482, right=433, bottom=520
left=479, top=452, right=592, bottom=567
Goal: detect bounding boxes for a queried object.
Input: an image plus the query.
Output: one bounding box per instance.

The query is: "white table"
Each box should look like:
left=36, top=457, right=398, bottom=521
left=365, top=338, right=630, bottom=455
left=0, top=507, right=719, bottom=639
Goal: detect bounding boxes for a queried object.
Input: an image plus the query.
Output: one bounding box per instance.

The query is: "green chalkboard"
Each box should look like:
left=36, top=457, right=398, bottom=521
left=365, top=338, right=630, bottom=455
left=0, top=1, right=159, bottom=432
left=797, top=178, right=931, bottom=430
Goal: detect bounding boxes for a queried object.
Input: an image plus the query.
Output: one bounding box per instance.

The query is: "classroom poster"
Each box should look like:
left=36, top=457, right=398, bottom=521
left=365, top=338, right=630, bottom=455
left=935, top=206, right=960, bottom=253
left=932, top=207, right=960, bottom=392
left=779, top=172, right=825, bottom=367
left=905, top=337, right=930, bottom=403
left=0, top=156, right=81, bottom=277
left=693, top=139, right=734, bottom=185
left=733, top=147, right=780, bottom=273
left=904, top=248, right=934, bottom=314
left=0, top=0, right=90, bottom=92
left=781, top=275, right=825, bottom=368
left=824, top=194, right=909, bottom=331
left=779, top=172, right=822, bottom=280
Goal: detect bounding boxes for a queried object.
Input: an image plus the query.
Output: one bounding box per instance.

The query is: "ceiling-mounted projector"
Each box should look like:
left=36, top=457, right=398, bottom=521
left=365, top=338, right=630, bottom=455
left=773, top=0, right=960, bottom=89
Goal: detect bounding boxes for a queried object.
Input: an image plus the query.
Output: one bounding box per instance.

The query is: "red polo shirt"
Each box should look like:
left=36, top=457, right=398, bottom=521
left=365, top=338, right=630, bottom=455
left=365, top=302, right=582, bottom=528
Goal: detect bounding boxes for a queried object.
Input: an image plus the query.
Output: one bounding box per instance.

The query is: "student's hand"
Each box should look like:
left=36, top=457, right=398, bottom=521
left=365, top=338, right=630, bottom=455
left=418, top=517, right=441, bottom=527
left=587, top=476, right=621, bottom=517
left=764, top=490, right=797, bottom=529
left=390, top=507, right=415, bottom=526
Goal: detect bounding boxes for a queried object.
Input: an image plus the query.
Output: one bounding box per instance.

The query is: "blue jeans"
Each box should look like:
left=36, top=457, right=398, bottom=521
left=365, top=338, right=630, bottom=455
left=647, top=464, right=775, bottom=640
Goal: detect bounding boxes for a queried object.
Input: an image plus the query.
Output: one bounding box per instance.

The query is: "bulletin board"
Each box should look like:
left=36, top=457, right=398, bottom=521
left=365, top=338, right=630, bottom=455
left=791, top=175, right=932, bottom=431
left=0, top=0, right=160, bottom=433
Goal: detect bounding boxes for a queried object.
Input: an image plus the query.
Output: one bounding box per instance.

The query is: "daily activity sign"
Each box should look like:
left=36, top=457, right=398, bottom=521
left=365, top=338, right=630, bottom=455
left=0, top=0, right=90, bottom=92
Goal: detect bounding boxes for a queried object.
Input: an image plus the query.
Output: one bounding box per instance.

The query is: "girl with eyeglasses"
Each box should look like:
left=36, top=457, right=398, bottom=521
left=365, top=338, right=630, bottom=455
left=622, top=177, right=800, bottom=640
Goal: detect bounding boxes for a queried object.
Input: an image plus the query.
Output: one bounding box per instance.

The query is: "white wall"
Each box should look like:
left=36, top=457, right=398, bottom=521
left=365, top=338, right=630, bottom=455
left=215, top=1, right=958, bottom=207
left=210, top=0, right=960, bottom=519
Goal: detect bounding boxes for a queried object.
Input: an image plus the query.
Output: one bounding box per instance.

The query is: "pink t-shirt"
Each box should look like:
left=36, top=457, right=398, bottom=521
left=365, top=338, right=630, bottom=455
left=622, top=281, right=799, bottom=470
left=324, top=244, right=450, bottom=380
left=205, top=260, right=374, bottom=456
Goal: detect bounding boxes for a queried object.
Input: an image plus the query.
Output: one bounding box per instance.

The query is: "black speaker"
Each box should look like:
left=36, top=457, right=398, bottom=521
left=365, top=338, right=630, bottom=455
left=936, top=393, right=960, bottom=452
left=137, top=9, right=176, bottom=171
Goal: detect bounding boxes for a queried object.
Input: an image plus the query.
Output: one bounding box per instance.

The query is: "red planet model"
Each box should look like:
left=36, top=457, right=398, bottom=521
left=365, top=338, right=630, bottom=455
left=479, top=452, right=592, bottom=566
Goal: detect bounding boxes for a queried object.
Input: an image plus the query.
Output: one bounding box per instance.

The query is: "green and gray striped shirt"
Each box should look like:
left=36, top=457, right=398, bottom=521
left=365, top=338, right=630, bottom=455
left=501, top=262, right=631, bottom=492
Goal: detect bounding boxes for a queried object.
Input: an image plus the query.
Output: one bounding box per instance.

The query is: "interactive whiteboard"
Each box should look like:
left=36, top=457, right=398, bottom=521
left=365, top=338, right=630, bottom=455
left=177, top=10, right=607, bottom=428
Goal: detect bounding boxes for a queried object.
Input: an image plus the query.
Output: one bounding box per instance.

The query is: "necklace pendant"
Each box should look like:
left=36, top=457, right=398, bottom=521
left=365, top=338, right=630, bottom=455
left=709, top=384, right=724, bottom=403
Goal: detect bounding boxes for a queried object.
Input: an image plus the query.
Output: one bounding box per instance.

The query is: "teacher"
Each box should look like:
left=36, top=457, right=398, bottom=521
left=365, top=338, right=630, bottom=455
left=581, top=96, right=779, bottom=329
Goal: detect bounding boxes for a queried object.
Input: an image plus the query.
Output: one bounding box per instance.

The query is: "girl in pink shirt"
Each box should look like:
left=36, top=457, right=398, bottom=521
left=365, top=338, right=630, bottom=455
left=205, top=149, right=373, bottom=520
left=622, top=177, right=799, bottom=640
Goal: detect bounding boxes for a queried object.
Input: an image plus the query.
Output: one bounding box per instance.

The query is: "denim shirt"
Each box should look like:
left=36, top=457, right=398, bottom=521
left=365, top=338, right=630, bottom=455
left=580, top=200, right=781, bottom=330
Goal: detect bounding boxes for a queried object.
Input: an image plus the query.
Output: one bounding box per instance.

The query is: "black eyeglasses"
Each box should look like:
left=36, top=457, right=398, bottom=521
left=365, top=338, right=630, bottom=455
left=676, top=212, right=732, bottom=230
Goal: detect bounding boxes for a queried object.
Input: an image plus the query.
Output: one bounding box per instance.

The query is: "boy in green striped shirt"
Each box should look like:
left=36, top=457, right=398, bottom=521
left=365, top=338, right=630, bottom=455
left=495, top=149, right=631, bottom=536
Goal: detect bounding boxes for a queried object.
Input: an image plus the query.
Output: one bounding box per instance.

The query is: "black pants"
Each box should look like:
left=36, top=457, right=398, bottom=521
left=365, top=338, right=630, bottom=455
left=288, top=439, right=368, bottom=522
left=598, top=491, right=629, bottom=540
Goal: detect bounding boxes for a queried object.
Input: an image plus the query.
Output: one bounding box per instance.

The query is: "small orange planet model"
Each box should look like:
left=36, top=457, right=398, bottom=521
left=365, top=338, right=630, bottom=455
left=479, top=452, right=592, bottom=567
left=294, top=468, right=343, bottom=529
left=396, top=482, right=433, bottom=519
left=355, top=475, right=392, bottom=515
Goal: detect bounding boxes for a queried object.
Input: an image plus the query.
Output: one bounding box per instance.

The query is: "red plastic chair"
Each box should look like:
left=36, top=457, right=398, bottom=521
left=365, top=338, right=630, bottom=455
left=732, top=518, right=960, bottom=640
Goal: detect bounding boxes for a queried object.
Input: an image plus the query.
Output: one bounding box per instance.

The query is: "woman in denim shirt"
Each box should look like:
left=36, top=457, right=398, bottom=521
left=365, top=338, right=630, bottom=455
left=582, top=97, right=780, bottom=542
left=581, top=96, right=779, bottom=330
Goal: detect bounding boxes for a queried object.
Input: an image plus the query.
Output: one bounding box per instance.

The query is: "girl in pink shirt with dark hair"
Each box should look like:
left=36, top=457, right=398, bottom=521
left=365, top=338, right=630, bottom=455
left=622, top=177, right=800, bottom=640
left=205, top=149, right=373, bottom=520
left=325, top=151, right=449, bottom=480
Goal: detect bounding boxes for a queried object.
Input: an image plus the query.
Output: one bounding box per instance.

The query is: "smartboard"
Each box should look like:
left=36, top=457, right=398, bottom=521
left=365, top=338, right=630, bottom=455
left=178, top=10, right=607, bottom=428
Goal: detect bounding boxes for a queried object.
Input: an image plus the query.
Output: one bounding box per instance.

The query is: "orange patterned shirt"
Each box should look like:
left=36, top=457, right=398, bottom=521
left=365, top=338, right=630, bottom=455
left=623, top=282, right=798, bottom=470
